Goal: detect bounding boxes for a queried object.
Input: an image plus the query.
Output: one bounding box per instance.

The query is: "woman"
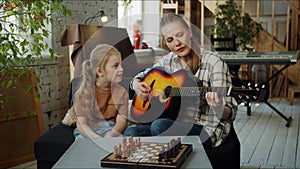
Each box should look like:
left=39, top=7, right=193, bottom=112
left=125, top=14, right=237, bottom=149
left=62, top=44, right=128, bottom=138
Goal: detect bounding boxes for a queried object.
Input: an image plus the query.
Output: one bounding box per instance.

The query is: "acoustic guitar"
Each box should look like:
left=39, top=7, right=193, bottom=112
left=130, top=67, right=268, bottom=123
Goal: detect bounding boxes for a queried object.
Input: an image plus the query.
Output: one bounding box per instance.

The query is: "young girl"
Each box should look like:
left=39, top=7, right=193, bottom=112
left=62, top=44, right=128, bottom=138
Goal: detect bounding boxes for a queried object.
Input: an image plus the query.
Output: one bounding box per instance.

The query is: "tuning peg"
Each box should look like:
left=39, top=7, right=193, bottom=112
left=240, top=102, right=245, bottom=106
left=254, top=83, right=258, bottom=87
left=255, top=103, right=260, bottom=107
left=248, top=83, right=251, bottom=86
left=262, top=84, right=265, bottom=88
left=253, top=96, right=257, bottom=100
left=241, top=85, right=245, bottom=89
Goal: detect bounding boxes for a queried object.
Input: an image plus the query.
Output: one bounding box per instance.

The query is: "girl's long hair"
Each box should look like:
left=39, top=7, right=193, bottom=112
left=160, top=14, right=201, bottom=74
left=72, top=44, right=120, bottom=121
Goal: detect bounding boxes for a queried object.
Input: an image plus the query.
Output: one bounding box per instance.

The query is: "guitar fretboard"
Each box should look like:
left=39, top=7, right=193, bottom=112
left=165, top=87, right=230, bottom=97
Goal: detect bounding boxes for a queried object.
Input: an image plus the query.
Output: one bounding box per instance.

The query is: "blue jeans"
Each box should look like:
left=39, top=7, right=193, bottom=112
left=73, top=121, right=121, bottom=138
left=151, top=118, right=212, bottom=149
left=124, top=124, right=151, bottom=136
left=124, top=118, right=212, bottom=149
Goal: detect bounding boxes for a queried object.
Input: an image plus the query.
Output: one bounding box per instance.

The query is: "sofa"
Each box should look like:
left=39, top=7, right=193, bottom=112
left=34, top=48, right=240, bottom=169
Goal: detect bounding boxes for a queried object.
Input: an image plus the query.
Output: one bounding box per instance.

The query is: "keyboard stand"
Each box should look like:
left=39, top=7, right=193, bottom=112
left=258, top=64, right=292, bottom=127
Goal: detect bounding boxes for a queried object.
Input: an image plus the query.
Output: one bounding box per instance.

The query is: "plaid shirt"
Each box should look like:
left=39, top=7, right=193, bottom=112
left=131, top=50, right=238, bottom=147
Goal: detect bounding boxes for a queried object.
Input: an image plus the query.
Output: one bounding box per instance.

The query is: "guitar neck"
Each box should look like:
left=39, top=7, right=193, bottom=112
left=166, top=86, right=232, bottom=97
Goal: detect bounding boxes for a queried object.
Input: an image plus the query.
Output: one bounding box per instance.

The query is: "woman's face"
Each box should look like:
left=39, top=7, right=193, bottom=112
left=161, top=21, right=192, bottom=57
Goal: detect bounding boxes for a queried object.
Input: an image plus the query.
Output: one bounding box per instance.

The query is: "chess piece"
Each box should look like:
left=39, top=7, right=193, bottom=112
left=113, top=145, right=118, bottom=158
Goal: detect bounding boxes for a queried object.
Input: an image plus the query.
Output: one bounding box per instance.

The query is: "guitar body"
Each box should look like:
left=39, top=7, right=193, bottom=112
left=130, top=67, right=197, bottom=123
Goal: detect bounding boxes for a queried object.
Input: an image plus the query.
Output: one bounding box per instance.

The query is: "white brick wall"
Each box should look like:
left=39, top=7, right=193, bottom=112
left=38, top=0, right=118, bottom=131
left=35, top=56, right=70, bottom=130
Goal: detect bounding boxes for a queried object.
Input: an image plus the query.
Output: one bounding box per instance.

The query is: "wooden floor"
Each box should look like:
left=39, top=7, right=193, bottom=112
left=8, top=98, right=300, bottom=169
left=236, top=98, right=300, bottom=169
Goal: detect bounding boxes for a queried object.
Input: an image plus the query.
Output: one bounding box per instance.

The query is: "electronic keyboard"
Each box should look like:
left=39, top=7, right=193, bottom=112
left=218, top=50, right=299, bottom=65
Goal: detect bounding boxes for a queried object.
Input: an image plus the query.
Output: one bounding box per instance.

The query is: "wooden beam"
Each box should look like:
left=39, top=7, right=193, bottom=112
left=290, top=0, right=299, bottom=50
left=283, top=0, right=300, bottom=15
left=201, top=0, right=204, bottom=47
left=184, top=0, right=191, bottom=22
left=271, top=0, right=275, bottom=51
left=191, top=0, right=200, bottom=29
left=254, top=0, right=261, bottom=84
left=242, top=0, right=245, bottom=16
left=286, top=5, right=290, bottom=50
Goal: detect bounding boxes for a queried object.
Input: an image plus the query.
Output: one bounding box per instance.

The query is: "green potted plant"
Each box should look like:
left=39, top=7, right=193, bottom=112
left=211, top=0, right=263, bottom=51
left=0, top=1, right=71, bottom=167
left=0, top=0, right=71, bottom=112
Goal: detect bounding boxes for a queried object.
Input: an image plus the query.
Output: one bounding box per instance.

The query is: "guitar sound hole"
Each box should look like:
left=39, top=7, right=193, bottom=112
left=163, top=86, right=172, bottom=99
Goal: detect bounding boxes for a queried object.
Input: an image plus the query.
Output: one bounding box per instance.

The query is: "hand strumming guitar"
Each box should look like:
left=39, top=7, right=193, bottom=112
left=132, top=78, right=152, bottom=100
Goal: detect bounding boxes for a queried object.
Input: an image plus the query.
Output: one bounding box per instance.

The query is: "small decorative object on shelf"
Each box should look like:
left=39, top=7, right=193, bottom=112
left=133, top=20, right=142, bottom=49
left=133, top=30, right=141, bottom=50
left=141, top=42, right=148, bottom=49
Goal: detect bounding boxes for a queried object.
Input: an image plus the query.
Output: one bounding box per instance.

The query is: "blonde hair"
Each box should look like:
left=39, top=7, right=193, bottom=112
left=160, top=14, right=201, bottom=74
left=72, top=44, right=121, bottom=120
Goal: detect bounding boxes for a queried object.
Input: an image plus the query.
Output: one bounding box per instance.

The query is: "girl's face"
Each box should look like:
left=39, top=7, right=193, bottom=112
left=161, top=21, right=192, bottom=58
left=101, top=53, right=123, bottom=84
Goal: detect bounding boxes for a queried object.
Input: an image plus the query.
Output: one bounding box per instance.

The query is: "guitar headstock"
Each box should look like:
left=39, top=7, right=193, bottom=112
left=230, top=82, right=269, bottom=105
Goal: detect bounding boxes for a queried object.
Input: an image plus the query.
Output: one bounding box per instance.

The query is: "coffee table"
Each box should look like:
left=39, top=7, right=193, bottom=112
left=52, top=136, right=212, bottom=168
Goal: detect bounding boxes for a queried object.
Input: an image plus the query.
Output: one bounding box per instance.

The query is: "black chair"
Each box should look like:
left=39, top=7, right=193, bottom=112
left=34, top=123, right=76, bottom=169
left=205, top=124, right=240, bottom=169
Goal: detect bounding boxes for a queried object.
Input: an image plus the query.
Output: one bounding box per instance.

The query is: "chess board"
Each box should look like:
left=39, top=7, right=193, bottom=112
left=100, top=137, right=193, bottom=169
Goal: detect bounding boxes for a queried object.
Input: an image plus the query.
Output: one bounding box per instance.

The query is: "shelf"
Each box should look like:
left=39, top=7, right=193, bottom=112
left=161, top=0, right=185, bottom=15
left=161, top=1, right=178, bottom=14
left=161, top=3, right=177, bottom=9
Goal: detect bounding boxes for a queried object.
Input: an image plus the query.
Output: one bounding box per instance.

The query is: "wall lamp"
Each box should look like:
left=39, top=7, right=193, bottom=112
left=84, top=10, right=108, bottom=25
